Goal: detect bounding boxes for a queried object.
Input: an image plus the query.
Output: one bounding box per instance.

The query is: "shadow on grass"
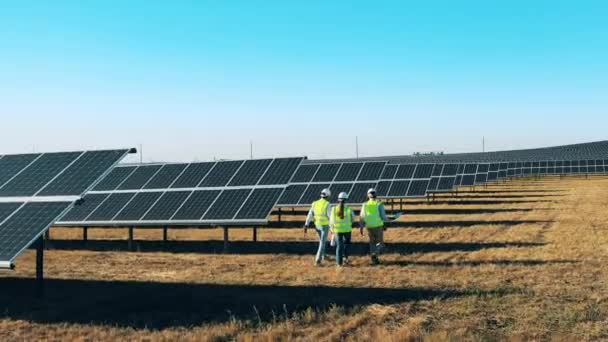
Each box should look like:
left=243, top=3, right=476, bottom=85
left=383, top=259, right=579, bottom=267
left=399, top=208, right=540, bottom=215
left=0, top=277, right=516, bottom=329
left=272, top=207, right=550, bottom=216
left=431, top=194, right=563, bottom=199
left=405, top=199, right=556, bottom=206
left=45, top=240, right=544, bottom=256
left=454, top=189, right=566, bottom=194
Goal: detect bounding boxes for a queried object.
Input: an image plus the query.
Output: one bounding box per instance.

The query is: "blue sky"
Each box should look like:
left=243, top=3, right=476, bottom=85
left=1, top=1, right=607, bottom=162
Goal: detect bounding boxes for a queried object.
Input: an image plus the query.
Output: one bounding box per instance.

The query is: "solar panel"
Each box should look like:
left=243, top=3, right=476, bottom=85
left=59, top=193, right=110, bottom=222
left=228, top=159, right=272, bottom=186
left=113, top=192, right=164, bottom=221
left=357, top=162, right=386, bottom=181
left=0, top=152, right=81, bottom=196
left=437, top=177, right=456, bottom=190
left=92, top=166, right=137, bottom=191
left=0, top=149, right=131, bottom=268
left=427, top=177, right=440, bottom=192
left=0, top=202, right=72, bottom=261
left=118, top=165, right=163, bottom=190
left=380, top=164, right=398, bottom=180
left=199, top=160, right=244, bottom=187
left=170, top=162, right=215, bottom=188
left=276, top=184, right=307, bottom=206
left=0, top=154, right=40, bottom=188
left=235, top=188, right=284, bottom=220
left=395, top=164, right=416, bottom=179
left=203, top=188, right=252, bottom=220
left=413, top=164, right=434, bottom=179
left=144, top=164, right=188, bottom=189
left=375, top=181, right=392, bottom=197
left=143, top=191, right=192, bottom=221
left=291, top=164, right=320, bottom=183
left=38, top=150, right=133, bottom=196
left=87, top=193, right=136, bottom=221
left=172, top=190, right=221, bottom=221
left=312, top=164, right=341, bottom=182
left=334, top=163, right=363, bottom=182
left=407, top=180, right=430, bottom=197
left=258, top=158, right=303, bottom=185
left=388, top=180, right=410, bottom=197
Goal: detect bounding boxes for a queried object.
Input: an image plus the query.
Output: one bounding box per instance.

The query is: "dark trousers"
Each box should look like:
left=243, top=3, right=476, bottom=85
left=335, top=232, right=352, bottom=265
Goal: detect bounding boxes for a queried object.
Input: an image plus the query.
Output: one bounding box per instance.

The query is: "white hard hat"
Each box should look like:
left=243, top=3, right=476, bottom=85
left=320, top=188, right=331, bottom=197
left=338, top=192, right=349, bottom=200
left=367, top=188, right=377, bottom=194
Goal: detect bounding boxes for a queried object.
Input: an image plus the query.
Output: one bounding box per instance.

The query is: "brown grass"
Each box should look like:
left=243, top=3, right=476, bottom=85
left=2, top=176, right=608, bottom=341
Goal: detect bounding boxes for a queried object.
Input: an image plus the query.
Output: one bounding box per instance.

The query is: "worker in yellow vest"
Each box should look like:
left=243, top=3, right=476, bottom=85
left=304, top=188, right=332, bottom=265
left=330, top=192, right=355, bottom=267
left=360, top=188, right=388, bottom=265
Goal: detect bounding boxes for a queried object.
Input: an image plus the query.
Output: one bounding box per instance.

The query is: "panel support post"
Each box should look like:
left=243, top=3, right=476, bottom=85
left=43, top=229, right=51, bottom=250
left=223, top=226, right=229, bottom=253
left=128, top=226, right=134, bottom=251
left=35, top=235, right=44, bottom=298
left=83, top=226, right=88, bottom=242
left=278, top=208, right=282, bottom=224
left=163, top=226, right=168, bottom=242
left=253, top=226, right=258, bottom=242
left=400, top=198, right=403, bottom=211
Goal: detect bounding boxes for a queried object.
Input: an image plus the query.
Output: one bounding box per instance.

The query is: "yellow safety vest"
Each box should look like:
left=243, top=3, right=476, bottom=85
left=331, top=206, right=353, bottom=233
left=312, top=199, right=330, bottom=226
left=363, top=199, right=384, bottom=229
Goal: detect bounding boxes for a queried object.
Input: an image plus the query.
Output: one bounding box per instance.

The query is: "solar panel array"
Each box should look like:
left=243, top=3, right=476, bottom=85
left=57, top=157, right=304, bottom=226
left=0, top=149, right=131, bottom=268
left=276, top=155, right=608, bottom=207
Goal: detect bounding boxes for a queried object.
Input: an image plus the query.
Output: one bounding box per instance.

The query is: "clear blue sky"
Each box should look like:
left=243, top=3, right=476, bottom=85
left=1, top=1, right=607, bottom=162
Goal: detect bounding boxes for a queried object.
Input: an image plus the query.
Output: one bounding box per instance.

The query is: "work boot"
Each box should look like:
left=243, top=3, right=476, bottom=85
left=371, top=255, right=380, bottom=265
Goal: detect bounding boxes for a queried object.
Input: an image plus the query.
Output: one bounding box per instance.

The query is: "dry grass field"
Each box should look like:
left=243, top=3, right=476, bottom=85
left=2, top=176, right=608, bottom=341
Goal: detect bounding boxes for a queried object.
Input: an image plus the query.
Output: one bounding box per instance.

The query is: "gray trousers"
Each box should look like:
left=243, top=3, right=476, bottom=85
left=315, top=225, right=330, bottom=262
left=367, top=227, right=384, bottom=256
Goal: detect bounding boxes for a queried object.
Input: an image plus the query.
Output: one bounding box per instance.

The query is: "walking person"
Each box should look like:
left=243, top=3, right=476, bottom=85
left=304, top=188, right=332, bottom=266
left=330, top=192, right=355, bottom=267
left=360, top=188, right=388, bottom=265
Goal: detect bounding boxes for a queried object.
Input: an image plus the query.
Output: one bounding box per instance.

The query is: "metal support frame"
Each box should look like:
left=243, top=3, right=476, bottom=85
left=35, top=236, right=44, bottom=298
left=128, top=226, right=134, bottom=251
left=253, top=226, right=258, bottom=242
left=83, top=226, right=88, bottom=242
left=277, top=208, right=282, bottom=224
left=163, top=225, right=168, bottom=242
left=223, top=226, right=229, bottom=253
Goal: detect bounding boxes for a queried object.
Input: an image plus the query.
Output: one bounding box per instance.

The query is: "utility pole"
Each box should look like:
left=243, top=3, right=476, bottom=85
left=482, top=136, right=485, bottom=153
left=356, top=136, right=359, bottom=159
left=250, top=140, right=253, bottom=159
left=139, top=144, right=143, bottom=163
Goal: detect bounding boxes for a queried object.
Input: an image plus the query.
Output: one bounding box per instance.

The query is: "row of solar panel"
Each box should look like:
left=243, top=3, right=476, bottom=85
left=0, top=150, right=129, bottom=197
left=278, top=159, right=608, bottom=206
left=91, top=158, right=303, bottom=192
left=57, top=187, right=285, bottom=225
